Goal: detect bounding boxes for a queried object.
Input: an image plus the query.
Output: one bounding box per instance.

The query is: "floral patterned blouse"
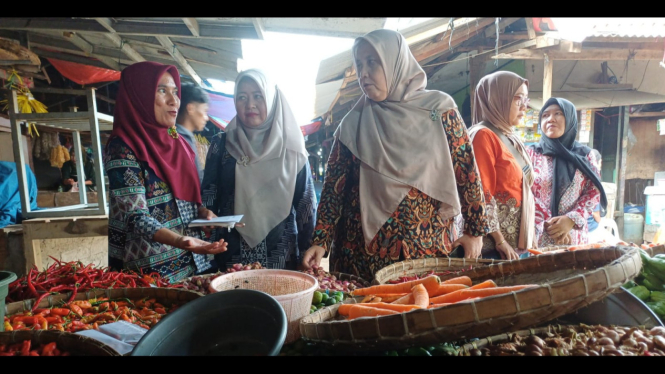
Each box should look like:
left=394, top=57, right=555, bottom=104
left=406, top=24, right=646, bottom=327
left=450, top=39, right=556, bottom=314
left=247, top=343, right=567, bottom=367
left=311, top=109, right=491, bottom=281
left=104, top=137, right=211, bottom=284
left=526, top=148, right=601, bottom=247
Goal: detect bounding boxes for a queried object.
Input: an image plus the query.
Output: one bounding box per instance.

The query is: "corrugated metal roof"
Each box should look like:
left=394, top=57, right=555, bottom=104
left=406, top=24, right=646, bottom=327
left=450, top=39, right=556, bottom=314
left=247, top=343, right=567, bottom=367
left=589, top=18, right=665, bottom=38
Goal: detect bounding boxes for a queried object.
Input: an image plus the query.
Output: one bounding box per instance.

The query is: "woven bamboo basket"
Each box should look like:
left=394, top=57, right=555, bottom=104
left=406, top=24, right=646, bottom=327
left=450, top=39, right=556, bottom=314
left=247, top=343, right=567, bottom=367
left=372, top=257, right=505, bottom=286
left=299, top=246, right=642, bottom=351
left=5, top=288, right=201, bottom=318
left=0, top=330, right=120, bottom=356
left=643, top=244, right=665, bottom=257
left=209, top=270, right=318, bottom=344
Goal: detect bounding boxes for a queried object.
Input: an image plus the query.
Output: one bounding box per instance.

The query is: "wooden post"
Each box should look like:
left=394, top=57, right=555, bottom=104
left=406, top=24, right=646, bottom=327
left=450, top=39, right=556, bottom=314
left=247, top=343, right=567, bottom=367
left=469, top=53, right=489, bottom=116
left=615, top=106, right=630, bottom=235
left=543, top=53, right=553, bottom=102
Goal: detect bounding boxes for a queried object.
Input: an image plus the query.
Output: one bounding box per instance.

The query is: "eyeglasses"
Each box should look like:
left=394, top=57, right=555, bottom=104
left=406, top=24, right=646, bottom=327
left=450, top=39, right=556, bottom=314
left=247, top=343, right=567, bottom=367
left=514, top=96, right=530, bottom=108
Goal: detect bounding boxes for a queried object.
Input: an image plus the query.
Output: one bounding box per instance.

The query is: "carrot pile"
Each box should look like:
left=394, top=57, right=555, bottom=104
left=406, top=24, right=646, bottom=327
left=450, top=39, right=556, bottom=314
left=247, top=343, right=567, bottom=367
left=338, top=275, right=538, bottom=320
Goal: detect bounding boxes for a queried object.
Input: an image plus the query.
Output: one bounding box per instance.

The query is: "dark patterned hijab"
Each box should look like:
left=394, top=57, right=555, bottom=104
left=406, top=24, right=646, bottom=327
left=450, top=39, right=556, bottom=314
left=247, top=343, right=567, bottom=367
left=532, top=97, right=607, bottom=216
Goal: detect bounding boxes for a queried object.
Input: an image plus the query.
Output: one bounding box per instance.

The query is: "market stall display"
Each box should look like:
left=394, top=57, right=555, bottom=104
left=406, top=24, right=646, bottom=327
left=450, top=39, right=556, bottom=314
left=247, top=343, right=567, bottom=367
left=4, top=288, right=200, bottom=333
left=457, top=324, right=665, bottom=356
left=300, top=247, right=642, bottom=351
left=5, top=258, right=180, bottom=304
left=0, top=330, right=119, bottom=356
left=209, top=269, right=317, bottom=344
left=177, top=262, right=263, bottom=295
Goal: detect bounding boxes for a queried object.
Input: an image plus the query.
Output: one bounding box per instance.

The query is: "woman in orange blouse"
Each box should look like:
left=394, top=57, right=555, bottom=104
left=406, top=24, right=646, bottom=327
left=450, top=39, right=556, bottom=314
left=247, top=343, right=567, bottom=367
left=468, top=71, right=536, bottom=259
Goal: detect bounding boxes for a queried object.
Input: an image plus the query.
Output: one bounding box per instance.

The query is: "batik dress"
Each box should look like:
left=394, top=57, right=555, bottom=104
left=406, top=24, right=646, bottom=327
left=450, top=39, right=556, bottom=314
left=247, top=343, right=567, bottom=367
left=201, top=133, right=317, bottom=271
left=526, top=148, right=601, bottom=247
left=472, top=128, right=526, bottom=256
left=105, top=137, right=211, bottom=283
left=311, top=109, right=491, bottom=281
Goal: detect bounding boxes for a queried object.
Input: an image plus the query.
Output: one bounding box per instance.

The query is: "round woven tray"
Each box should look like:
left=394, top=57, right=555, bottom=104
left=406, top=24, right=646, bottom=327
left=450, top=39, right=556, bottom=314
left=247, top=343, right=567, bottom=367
left=4, top=288, right=201, bottom=318
left=299, top=246, right=642, bottom=351
left=372, top=257, right=504, bottom=286
left=643, top=244, right=665, bottom=257
left=0, top=330, right=120, bottom=356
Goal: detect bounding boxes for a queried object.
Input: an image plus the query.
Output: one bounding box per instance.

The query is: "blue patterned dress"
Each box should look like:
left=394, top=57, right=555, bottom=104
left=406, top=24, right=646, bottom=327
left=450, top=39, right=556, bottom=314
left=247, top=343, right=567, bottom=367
left=202, top=132, right=317, bottom=271
left=104, top=137, right=212, bottom=283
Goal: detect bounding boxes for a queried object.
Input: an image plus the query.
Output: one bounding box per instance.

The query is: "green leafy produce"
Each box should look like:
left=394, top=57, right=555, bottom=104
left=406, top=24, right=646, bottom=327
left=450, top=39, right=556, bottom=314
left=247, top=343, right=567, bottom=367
left=628, top=285, right=651, bottom=301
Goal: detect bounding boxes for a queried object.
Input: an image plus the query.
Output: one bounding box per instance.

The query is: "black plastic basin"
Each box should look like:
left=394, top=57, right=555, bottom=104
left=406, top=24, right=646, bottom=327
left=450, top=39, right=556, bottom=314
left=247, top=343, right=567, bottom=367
left=131, top=289, right=287, bottom=356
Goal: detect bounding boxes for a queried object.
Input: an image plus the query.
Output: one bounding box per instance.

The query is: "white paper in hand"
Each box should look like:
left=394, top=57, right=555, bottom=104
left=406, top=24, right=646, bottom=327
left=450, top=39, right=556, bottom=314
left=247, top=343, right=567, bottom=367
left=189, top=215, right=244, bottom=228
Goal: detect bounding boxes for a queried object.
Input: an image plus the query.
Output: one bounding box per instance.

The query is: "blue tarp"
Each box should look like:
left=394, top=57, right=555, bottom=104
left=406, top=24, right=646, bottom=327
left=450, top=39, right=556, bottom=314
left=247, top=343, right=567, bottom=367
left=0, top=161, right=39, bottom=228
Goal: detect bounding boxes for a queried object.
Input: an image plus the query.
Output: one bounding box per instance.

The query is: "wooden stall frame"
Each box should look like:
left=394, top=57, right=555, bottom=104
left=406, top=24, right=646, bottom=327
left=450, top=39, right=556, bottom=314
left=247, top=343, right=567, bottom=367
left=9, top=87, right=109, bottom=218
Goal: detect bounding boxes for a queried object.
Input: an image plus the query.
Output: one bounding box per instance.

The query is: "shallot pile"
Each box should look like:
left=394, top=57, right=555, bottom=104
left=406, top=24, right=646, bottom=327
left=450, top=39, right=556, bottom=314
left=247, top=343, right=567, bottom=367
left=301, top=265, right=367, bottom=292
left=462, top=324, right=665, bottom=356
left=178, top=262, right=263, bottom=294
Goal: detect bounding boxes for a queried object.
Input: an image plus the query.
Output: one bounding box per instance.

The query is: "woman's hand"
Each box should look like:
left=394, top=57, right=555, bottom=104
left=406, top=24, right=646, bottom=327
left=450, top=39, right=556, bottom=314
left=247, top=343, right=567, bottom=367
left=197, top=206, right=217, bottom=238
left=545, top=216, right=575, bottom=240
left=554, top=232, right=572, bottom=246
left=452, top=234, right=483, bottom=259
left=496, top=240, right=519, bottom=260
left=301, top=246, right=326, bottom=270
left=175, top=236, right=228, bottom=255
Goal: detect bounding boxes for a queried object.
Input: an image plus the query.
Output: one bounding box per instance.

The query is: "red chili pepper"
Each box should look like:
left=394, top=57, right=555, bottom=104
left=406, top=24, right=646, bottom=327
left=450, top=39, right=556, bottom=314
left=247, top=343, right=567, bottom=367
left=20, top=340, right=31, bottom=356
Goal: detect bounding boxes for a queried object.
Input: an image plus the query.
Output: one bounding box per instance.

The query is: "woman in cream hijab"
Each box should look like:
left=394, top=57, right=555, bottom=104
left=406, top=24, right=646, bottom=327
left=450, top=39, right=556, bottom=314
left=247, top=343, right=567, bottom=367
left=467, top=71, right=537, bottom=259
left=301, top=29, right=491, bottom=281
left=201, top=69, right=317, bottom=271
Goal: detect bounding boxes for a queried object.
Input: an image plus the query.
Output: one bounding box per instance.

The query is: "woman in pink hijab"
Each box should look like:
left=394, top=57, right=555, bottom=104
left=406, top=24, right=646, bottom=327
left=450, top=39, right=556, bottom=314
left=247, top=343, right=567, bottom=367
left=301, top=29, right=491, bottom=281
left=104, top=61, right=227, bottom=283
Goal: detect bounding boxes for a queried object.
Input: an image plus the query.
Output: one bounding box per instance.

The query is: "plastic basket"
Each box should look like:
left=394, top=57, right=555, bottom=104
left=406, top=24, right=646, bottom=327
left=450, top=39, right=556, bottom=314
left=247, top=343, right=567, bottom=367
left=0, top=271, right=17, bottom=332
left=209, top=269, right=318, bottom=344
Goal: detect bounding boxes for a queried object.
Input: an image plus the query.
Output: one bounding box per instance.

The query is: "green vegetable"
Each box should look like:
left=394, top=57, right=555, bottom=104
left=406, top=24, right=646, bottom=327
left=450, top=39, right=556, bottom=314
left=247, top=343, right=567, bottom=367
left=384, top=350, right=399, bottom=356
left=638, top=270, right=665, bottom=291
left=651, top=291, right=665, bottom=303
left=646, top=257, right=665, bottom=283
left=324, top=297, right=338, bottom=306
left=654, top=254, right=665, bottom=260
left=646, top=301, right=665, bottom=320
left=628, top=285, right=651, bottom=301
left=312, top=291, right=323, bottom=305
left=320, top=293, right=329, bottom=302
left=622, top=280, right=638, bottom=289
left=405, top=347, right=432, bottom=356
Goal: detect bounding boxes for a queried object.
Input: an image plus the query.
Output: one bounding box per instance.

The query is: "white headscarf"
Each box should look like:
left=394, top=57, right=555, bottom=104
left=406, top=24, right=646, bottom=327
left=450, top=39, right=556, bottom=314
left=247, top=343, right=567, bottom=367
left=336, top=29, right=461, bottom=246
left=224, top=69, right=308, bottom=248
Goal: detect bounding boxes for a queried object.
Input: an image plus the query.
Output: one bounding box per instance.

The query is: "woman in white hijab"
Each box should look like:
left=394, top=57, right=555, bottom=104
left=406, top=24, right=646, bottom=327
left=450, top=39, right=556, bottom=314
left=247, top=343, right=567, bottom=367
left=301, top=29, right=492, bottom=281
left=201, top=69, right=317, bottom=271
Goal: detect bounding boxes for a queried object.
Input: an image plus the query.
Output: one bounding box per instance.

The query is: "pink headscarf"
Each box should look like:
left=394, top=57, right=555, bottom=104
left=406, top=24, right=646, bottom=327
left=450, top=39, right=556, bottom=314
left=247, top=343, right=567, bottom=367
left=108, top=61, right=201, bottom=204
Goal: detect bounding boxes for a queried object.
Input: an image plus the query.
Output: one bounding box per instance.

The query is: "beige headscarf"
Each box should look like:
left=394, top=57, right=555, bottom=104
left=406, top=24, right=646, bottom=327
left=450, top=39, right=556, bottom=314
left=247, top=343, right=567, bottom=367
left=225, top=69, right=308, bottom=248
left=468, top=70, right=536, bottom=249
left=336, top=29, right=461, bottom=247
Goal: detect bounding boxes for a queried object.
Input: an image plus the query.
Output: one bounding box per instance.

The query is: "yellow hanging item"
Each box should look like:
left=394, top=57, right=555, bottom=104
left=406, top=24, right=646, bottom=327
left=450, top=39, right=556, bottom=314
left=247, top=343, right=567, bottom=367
left=0, top=69, right=47, bottom=138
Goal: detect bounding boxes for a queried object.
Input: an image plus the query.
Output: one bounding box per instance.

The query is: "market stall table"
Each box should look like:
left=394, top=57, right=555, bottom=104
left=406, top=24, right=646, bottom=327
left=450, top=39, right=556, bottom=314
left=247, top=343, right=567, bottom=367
left=20, top=215, right=108, bottom=272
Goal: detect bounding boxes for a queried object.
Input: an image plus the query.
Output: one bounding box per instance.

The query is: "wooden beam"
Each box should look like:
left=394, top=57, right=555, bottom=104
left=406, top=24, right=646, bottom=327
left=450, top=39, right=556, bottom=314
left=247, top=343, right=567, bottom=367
left=525, top=18, right=536, bottom=39
left=498, top=36, right=556, bottom=55
left=583, top=36, right=664, bottom=43
left=155, top=36, right=202, bottom=86
left=543, top=53, right=553, bottom=103
left=0, top=60, right=32, bottom=65
left=29, top=87, right=87, bottom=95
left=252, top=18, right=265, bottom=40
left=492, top=49, right=663, bottom=60
left=92, top=18, right=146, bottom=63
left=629, top=111, right=665, bottom=118
left=1, top=17, right=258, bottom=40
left=615, top=106, right=630, bottom=228
left=30, top=47, right=112, bottom=70
left=61, top=33, right=121, bottom=71
left=411, top=18, right=496, bottom=63
left=582, top=41, right=665, bottom=51
left=484, top=18, right=520, bottom=39
left=182, top=18, right=200, bottom=37
left=29, top=41, right=134, bottom=66
left=566, top=83, right=634, bottom=90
